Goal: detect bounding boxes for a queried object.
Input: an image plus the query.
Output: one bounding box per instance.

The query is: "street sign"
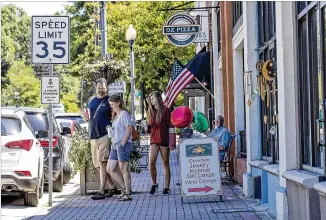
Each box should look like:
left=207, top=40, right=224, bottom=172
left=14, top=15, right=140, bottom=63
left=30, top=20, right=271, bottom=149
left=190, top=10, right=209, bottom=43
left=179, top=137, right=221, bottom=199
left=108, top=81, right=126, bottom=95
left=41, top=76, right=60, bottom=104
left=32, top=16, right=70, bottom=64
left=163, top=13, right=200, bottom=47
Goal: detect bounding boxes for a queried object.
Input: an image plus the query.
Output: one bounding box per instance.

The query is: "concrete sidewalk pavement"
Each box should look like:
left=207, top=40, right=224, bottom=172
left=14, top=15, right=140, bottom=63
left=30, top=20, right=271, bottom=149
left=27, top=151, right=275, bottom=220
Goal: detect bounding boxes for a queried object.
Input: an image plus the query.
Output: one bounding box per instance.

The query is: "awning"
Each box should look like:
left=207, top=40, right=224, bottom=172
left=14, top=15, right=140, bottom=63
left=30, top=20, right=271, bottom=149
left=185, top=47, right=211, bottom=88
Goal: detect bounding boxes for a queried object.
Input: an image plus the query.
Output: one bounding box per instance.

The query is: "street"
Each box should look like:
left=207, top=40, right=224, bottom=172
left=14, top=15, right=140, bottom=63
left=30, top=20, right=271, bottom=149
left=1, top=174, right=80, bottom=220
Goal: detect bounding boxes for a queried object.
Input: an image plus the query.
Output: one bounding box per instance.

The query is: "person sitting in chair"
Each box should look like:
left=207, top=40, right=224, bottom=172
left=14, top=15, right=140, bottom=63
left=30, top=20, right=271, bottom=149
left=206, top=115, right=231, bottom=162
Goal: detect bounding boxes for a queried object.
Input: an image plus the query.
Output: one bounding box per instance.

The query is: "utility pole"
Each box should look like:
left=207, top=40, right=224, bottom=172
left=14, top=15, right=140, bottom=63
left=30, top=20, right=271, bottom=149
left=100, top=1, right=107, bottom=58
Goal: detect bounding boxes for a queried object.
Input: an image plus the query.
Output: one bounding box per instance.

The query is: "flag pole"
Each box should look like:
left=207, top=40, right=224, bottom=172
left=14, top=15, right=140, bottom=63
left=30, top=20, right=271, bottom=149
left=194, top=77, right=215, bottom=99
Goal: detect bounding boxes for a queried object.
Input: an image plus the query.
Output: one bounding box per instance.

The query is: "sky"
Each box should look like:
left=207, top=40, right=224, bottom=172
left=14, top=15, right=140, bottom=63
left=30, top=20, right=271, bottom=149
left=2, top=1, right=71, bottom=16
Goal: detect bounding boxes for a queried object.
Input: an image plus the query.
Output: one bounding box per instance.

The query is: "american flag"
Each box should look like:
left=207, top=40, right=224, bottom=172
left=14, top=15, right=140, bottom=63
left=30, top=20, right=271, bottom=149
left=164, top=59, right=195, bottom=108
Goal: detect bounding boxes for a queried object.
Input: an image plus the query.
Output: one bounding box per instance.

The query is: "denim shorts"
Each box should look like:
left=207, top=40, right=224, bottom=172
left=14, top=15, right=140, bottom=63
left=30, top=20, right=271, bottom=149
left=109, top=142, right=133, bottom=162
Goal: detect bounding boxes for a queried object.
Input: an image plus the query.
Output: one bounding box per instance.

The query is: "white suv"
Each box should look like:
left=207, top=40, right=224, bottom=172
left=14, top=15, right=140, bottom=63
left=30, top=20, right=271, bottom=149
left=1, top=109, right=45, bottom=207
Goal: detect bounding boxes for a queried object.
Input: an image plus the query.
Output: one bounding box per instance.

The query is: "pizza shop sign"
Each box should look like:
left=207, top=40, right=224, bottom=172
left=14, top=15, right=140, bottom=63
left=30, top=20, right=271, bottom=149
left=162, top=13, right=200, bottom=47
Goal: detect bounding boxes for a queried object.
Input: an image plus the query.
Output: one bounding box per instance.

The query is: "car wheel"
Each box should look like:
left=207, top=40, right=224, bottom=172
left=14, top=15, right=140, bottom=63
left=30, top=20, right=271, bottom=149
left=63, top=161, right=72, bottom=184
left=39, top=173, right=44, bottom=198
left=24, top=184, right=39, bottom=207
left=53, top=168, right=63, bottom=192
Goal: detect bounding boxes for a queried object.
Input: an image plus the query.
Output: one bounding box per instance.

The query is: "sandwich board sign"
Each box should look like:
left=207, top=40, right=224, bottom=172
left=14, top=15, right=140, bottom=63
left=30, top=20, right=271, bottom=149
left=162, top=13, right=200, bottom=47
left=32, top=16, right=70, bottom=64
left=179, top=137, right=221, bottom=201
left=41, top=76, right=60, bottom=104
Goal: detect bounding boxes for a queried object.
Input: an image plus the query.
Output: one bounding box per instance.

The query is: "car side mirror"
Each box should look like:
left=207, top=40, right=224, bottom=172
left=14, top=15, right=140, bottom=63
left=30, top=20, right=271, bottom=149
left=36, top=130, right=48, bottom=138
left=61, top=126, right=71, bottom=135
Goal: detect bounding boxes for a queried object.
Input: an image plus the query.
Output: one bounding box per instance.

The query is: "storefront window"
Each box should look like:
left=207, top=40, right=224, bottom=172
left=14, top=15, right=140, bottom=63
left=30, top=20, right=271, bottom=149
left=232, top=1, right=243, bottom=35
left=297, top=2, right=326, bottom=174
left=257, top=2, right=278, bottom=163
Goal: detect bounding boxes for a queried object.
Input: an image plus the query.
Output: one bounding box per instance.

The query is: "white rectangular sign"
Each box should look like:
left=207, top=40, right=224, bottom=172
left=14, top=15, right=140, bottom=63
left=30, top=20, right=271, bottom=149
left=41, top=76, right=60, bottom=104
left=108, top=81, right=126, bottom=95
left=179, top=137, right=221, bottom=197
left=190, top=11, right=209, bottom=43
left=32, top=16, right=70, bottom=64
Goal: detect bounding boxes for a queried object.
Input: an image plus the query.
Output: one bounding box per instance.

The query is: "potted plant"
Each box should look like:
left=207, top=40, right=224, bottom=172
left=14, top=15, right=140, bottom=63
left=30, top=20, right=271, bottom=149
left=69, top=124, right=143, bottom=195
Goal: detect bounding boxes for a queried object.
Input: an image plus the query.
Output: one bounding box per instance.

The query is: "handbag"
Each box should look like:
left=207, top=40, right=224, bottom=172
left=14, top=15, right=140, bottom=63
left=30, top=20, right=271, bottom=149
left=132, top=126, right=140, bottom=141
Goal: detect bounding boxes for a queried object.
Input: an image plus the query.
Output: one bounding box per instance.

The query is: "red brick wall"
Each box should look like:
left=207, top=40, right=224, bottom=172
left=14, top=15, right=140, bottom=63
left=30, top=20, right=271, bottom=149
left=234, top=157, right=247, bottom=186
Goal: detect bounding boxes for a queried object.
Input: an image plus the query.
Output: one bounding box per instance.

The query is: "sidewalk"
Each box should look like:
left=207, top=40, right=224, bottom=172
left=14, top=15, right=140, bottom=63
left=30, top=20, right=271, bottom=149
left=27, top=152, right=275, bottom=220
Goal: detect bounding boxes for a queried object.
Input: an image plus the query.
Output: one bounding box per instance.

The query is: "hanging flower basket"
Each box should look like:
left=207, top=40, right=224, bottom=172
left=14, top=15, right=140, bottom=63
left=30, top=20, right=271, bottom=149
left=81, top=56, right=128, bottom=84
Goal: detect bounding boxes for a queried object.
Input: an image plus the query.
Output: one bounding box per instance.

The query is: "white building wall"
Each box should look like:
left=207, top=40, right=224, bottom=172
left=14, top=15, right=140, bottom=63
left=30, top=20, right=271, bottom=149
left=211, top=3, right=224, bottom=118
left=242, top=1, right=260, bottom=167
left=275, top=2, right=299, bottom=220
left=232, top=26, right=245, bottom=154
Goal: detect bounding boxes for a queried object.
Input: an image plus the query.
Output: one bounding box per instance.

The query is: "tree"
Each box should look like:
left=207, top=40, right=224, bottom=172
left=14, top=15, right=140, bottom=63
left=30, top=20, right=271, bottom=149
left=1, top=61, right=41, bottom=107
left=1, top=4, right=31, bottom=86
left=61, top=2, right=102, bottom=77
left=62, top=2, right=195, bottom=98
left=59, top=73, right=81, bottom=113
left=106, top=2, right=195, bottom=96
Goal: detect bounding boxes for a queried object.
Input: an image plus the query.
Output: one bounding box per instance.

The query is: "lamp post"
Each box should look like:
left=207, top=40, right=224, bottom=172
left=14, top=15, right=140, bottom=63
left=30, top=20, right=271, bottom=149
left=126, top=24, right=137, bottom=123
left=140, top=55, right=146, bottom=120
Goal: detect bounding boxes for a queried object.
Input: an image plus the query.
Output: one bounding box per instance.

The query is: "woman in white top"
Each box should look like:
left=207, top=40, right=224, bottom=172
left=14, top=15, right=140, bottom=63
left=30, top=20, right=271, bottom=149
left=106, top=94, right=133, bottom=201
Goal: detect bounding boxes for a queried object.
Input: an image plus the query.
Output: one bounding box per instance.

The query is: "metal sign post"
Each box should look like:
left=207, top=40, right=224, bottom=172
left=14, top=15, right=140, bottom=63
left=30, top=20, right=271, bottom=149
left=48, top=64, right=53, bottom=207
left=32, top=15, right=70, bottom=207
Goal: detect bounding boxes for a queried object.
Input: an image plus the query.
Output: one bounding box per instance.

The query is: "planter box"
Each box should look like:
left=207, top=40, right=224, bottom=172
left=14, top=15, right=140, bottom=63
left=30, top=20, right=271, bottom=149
left=80, top=166, right=120, bottom=196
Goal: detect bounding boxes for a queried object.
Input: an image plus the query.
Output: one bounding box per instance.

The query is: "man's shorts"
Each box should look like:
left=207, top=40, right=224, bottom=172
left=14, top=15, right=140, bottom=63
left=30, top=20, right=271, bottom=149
left=109, top=142, right=133, bottom=162
left=91, top=135, right=111, bottom=168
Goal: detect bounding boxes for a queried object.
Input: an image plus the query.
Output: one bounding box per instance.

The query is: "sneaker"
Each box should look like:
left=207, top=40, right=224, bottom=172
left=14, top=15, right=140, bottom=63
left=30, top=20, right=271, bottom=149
left=91, top=192, right=105, bottom=200
left=162, top=188, right=170, bottom=195
left=105, top=189, right=115, bottom=197
left=150, top=184, right=158, bottom=195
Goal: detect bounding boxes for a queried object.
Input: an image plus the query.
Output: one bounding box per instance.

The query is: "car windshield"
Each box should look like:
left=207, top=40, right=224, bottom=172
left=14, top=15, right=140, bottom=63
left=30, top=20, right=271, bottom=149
left=56, top=118, right=72, bottom=128
left=25, top=112, right=49, bottom=132
left=1, top=117, right=22, bottom=136
left=55, top=116, right=85, bottom=124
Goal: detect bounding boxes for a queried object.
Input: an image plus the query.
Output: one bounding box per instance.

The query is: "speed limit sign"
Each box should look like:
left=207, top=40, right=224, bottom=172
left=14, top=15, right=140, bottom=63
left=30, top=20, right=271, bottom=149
left=32, top=16, right=70, bottom=64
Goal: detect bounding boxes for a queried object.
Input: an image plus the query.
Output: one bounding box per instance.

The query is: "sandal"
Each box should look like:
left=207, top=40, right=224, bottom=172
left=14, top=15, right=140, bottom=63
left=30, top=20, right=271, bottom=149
left=119, top=194, right=132, bottom=201
left=117, top=188, right=126, bottom=199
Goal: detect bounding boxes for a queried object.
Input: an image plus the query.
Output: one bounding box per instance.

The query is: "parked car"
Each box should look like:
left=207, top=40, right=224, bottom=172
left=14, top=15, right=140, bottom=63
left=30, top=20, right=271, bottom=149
left=52, top=104, right=65, bottom=114
left=54, top=112, right=88, bottom=132
left=1, top=109, right=44, bottom=207
left=16, top=107, right=72, bottom=189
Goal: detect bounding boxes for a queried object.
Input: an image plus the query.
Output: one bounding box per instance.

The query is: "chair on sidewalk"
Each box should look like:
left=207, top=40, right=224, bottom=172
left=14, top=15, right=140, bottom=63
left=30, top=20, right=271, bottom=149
left=134, top=134, right=150, bottom=169
left=220, top=134, right=236, bottom=182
